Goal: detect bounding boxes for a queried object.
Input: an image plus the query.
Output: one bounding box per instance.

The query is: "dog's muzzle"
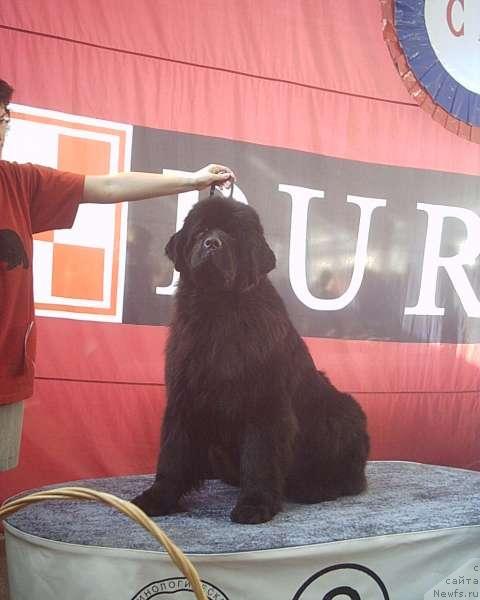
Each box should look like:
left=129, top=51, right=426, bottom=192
left=190, top=229, right=227, bottom=270
left=189, top=230, right=236, bottom=289
left=203, top=235, right=222, bottom=251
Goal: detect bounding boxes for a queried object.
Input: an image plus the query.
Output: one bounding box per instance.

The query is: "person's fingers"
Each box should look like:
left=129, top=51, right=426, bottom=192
left=208, top=164, right=236, bottom=181
left=213, top=174, right=234, bottom=188
left=209, top=163, right=228, bottom=173
left=194, top=165, right=235, bottom=191
left=214, top=172, right=231, bottom=181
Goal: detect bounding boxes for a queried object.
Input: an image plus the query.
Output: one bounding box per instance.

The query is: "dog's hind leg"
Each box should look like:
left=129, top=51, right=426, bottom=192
left=285, top=457, right=368, bottom=503
left=284, top=481, right=343, bottom=503
left=339, top=467, right=368, bottom=496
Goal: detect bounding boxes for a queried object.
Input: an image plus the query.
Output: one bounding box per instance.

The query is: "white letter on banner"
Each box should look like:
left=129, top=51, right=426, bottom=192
left=156, top=170, right=248, bottom=296
left=405, top=203, right=480, bottom=317
left=280, top=184, right=386, bottom=310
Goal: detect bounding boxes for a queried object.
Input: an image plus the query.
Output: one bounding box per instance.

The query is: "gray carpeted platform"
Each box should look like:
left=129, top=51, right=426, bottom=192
left=4, top=462, right=480, bottom=554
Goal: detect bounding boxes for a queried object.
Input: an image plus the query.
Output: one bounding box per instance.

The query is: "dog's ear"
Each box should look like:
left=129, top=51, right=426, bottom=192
left=239, top=233, right=276, bottom=291
left=256, top=235, right=276, bottom=275
left=165, top=230, right=186, bottom=272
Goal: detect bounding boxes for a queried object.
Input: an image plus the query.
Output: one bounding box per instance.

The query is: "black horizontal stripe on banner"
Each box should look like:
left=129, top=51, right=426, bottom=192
left=124, top=127, right=480, bottom=344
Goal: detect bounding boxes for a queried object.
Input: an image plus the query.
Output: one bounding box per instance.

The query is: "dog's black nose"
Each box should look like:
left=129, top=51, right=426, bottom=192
left=203, top=235, right=222, bottom=250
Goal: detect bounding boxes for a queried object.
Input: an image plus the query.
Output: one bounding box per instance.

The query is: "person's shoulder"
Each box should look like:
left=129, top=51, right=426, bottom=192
left=0, top=159, right=18, bottom=170
left=0, top=162, right=53, bottom=195
left=0, top=160, right=36, bottom=173
left=0, top=160, right=54, bottom=180
left=0, top=160, right=22, bottom=180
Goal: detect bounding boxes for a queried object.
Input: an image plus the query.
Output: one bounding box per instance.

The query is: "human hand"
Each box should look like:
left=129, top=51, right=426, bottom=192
left=192, top=164, right=236, bottom=191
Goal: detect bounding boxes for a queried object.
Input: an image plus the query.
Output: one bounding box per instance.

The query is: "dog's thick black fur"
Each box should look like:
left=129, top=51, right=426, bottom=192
left=133, top=196, right=369, bottom=524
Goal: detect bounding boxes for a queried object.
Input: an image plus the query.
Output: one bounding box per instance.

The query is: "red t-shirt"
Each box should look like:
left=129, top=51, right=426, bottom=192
left=0, top=161, right=85, bottom=405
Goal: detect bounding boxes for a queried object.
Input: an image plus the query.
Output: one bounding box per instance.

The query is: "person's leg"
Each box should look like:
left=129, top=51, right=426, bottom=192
left=0, top=401, right=24, bottom=471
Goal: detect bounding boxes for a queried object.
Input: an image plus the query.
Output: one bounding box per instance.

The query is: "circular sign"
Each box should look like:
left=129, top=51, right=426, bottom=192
left=292, top=563, right=390, bottom=600
left=131, top=578, right=229, bottom=600
left=382, top=0, right=480, bottom=142
left=425, top=0, right=480, bottom=94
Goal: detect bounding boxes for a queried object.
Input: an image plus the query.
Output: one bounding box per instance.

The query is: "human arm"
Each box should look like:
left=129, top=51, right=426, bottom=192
left=82, top=163, right=235, bottom=204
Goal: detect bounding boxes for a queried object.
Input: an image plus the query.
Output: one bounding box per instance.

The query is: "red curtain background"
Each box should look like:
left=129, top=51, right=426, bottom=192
left=0, top=0, right=479, bottom=504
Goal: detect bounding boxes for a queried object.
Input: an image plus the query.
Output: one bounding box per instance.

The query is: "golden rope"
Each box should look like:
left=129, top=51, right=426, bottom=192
left=0, top=487, right=207, bottom=600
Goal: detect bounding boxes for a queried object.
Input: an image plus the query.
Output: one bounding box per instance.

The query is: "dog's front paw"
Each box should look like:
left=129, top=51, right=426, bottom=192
left=230, top=500, right=280, bottom=524
left=131, top=487, right=179, bottom=517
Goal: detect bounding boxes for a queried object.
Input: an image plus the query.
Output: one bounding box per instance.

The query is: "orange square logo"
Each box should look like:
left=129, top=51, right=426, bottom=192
left=58, top=135, right=111, bottom=176
left=4, top=105, right=132, bottom=322
left=52, top=244, right=105, bottom=301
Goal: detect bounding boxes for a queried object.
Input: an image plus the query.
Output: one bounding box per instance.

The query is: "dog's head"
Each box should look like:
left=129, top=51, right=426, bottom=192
left=165, top=196, right=276, bottom=292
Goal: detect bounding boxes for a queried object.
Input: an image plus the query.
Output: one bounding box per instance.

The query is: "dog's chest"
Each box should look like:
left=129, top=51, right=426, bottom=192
left=167, top=301, right=282, bottom=394
left=176, top=315, right=254, bottom=379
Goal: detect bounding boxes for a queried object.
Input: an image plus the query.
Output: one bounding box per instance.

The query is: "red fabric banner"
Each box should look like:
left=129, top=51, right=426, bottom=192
left=0, top=0, right=479, bottom=504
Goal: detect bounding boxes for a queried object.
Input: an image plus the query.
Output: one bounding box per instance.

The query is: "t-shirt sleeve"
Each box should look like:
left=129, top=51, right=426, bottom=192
left=26, top=164, right=85, bottom=234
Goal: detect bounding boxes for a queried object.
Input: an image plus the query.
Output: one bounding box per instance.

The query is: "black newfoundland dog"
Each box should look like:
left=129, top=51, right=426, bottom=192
left=133, top=195, right=369, bottom=524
